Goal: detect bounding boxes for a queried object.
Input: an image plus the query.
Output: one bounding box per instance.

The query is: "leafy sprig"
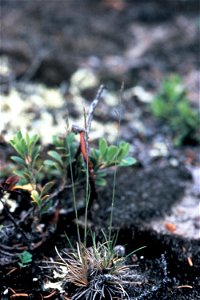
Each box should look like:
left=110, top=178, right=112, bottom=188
left=151, top=75, right=200, bottom=145
left=44, top=132, right=79, bottom=177
left=10, top=131, right=40, bottom=186
left=9, top=130, right=136, bottom=200
left=91, top=138, right=136, bottom=186
left=9, top=131, right=54, bottom=206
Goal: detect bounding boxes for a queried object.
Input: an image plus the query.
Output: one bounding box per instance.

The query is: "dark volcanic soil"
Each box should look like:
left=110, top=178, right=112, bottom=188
left=94, top=164, right=192, bottom=227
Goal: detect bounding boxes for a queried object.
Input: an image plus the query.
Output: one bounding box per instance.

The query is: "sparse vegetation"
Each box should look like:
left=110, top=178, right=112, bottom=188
left=10, top=131, right=40, bottom=187
left=1, top=87, right=141, bottom=299
left=1, top=76, right=198, bottom=299
left=9, top=131, right=54, bottom=206
left=1, top=1, right=199, bottom=298
left=9, top=128, right=135, bottom=205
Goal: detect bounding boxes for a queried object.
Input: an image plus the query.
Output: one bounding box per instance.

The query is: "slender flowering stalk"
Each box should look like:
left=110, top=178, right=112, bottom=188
left=87, top=84, right=105, bottom=134
left=72, top=86, right=105, bottom=244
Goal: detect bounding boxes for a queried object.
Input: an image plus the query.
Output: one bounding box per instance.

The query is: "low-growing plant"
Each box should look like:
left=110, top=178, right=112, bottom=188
left=7, top=86, right=135, bottom=236
left=6, top=86, right=140, bottom=299
left=42, top=86, right=143, bottom=299
left=43, top=133, right=135, bottom=187
left=9, top=130, right=135, bottom=203
left=1, top=85, right=173, bottom=299
left=50, top=232, right=145, bottom=300
left=44, top=132, right=80, bottom=181
left=9, top=131, right=54, bottom=206
left=10, top=130, right=40, bottom=186
left=91, top=138, right=136, bottom=187
left=151, top=75, right=200, bottom=146
left=1, top=85, right=172, bottom=300
left=18, top=250, right=32, bottom=268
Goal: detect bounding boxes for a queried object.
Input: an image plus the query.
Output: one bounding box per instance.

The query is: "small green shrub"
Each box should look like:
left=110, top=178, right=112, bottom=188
left=9, top=130, right=135, bottom=203
left=151, top=75, right=200, bottom=146
left=91, top=138, right=136, bottom=186
left=9, top=131, right=54, bottom=206
left=10, top=131, right=40, bottom=186
left=44, top=134, right=135, bottom=187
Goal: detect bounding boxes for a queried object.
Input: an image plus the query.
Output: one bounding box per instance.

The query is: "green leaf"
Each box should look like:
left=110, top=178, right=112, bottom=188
left=18, top=250, right=32, bottom=267
left=30, top=134, right=39, bottom=146
left=31, top=190, right=42, bottom=206
left=119, top=142, right=130, bottom=158
left=13, top=170, right=31, bottom=182
left=119, top=157, right=136, bottom=167
left=13, top=170, right=26, bottom=177
left=40, top=181, right=55, bottom=197
left=106, top=145, right=118, bottom=162
left=48, top=151, right=63, bottom=165
left=25, top=132, right=31, bottom=148
left=16, top=130, right=23, bottom=141
left=151, top=99, right=168, bottom=119
left=41, top=199, right=53, bottom=214
left=91, top=149, right=100, bottom=160
left=31, top=145, right=40, bottom=164
left=114, top=148, right=124, bottom=161
left=17, top=139, right=27, bottom=157
left=96, top=170, right=106, bottom=177
left=44, top=159, right=58, bottom=166
left=95, top=177, right=107, bottom=187
left=44, top=160, right=62, bottom=172
left=52, top=135, right=61, bottom=147
left=10, top=140, right=25, bottom=158
left=99, top=138, right=108, bottom=157
left=11, top=156, right=26, bottom=166
left=66, top=132, right=75, bottom=144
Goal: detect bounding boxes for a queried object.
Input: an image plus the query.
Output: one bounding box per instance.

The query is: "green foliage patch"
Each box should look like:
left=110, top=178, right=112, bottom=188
left=151, top=75, right=200, bottom=146
left=18, top=250, right=32, bottom=268
left=9, top=130, right=136, bottom=205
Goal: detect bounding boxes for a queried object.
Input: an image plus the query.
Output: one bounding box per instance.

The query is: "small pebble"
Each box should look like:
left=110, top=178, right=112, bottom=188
left=114, top=245, right=125, bottom=257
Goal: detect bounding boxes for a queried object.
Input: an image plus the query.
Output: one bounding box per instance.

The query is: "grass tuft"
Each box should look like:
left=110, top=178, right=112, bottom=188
left=52, top=240, right=141, bottom=299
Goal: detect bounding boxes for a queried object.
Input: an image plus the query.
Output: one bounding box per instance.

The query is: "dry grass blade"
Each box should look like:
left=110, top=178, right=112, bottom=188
left=65, top=260, right=88, bottom=287
left=52, top=242, right=133, bottom=299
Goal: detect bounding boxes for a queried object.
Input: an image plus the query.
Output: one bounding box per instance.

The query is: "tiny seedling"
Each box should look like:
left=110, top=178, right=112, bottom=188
left=18, top=250, right=32, bottom=268
left=151, top=75, right=200, bottom=145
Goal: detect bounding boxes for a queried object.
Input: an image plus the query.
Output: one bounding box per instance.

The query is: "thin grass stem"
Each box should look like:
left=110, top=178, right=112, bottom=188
left=84, top=110, right=90, bottom=246
left=68, top=138, right=81, bottom=246
left=108, top=83, right=124, bottom=242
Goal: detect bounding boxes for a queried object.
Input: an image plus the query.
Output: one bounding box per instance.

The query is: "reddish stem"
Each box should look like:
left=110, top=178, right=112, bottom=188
left=79, top=131, right=97, bottom=209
